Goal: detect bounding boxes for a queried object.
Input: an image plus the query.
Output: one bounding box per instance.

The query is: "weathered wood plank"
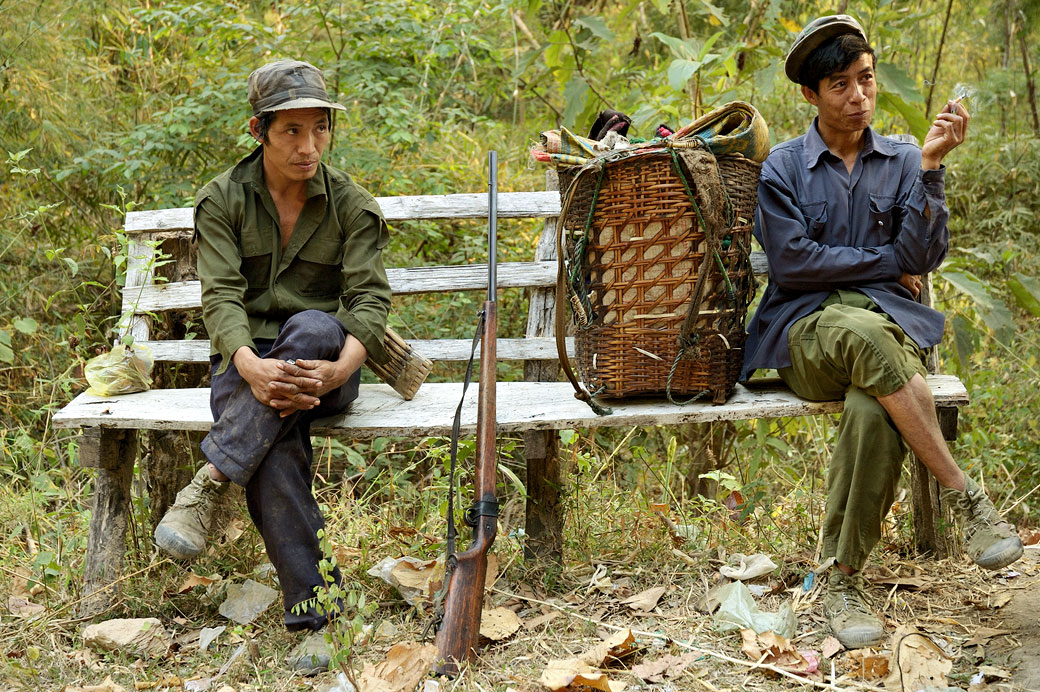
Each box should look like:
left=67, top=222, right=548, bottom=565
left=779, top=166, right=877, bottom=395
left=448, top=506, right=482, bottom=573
left=137, top=337, right=575, bottom=363
left=124, top=191, right=563, bottom=233
left=122, top=255, right=768, bottom=316
left=52, top=375, right=969, bottom=435
left=122, top=262, right=559, bottom=314
left=79, top=429, right=136, bottom=617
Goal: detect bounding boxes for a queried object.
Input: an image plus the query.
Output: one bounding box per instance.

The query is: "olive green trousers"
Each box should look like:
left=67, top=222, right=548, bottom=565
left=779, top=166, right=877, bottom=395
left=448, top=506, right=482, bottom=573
left=778, top=291, right=928, bottom=571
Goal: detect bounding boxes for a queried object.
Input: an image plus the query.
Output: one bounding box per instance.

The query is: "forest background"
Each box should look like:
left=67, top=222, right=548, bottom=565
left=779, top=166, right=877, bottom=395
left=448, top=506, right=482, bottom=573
left=1, top=0, right=1039, bottom=689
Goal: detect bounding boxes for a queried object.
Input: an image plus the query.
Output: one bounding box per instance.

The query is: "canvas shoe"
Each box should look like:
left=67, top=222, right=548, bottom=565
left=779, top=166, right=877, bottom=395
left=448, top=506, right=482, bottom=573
left=153, top=466, right=229, bottom=559
left=289, top=629, right=332, bottom=675
left=941, top=475, right=1023, bottom=570
left=823, top=570, right=884, bottom=649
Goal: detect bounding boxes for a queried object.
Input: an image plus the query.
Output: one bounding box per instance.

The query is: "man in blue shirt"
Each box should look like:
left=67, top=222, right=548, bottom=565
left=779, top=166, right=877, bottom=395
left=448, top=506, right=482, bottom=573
left=744, top=15, right=1023, bottom=648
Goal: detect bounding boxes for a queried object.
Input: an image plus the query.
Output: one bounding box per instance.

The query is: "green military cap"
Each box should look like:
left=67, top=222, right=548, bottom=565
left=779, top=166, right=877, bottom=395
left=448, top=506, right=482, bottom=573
left=784, top=15, right=868, bottom=83
left=247, top=59, right=347, bottom=116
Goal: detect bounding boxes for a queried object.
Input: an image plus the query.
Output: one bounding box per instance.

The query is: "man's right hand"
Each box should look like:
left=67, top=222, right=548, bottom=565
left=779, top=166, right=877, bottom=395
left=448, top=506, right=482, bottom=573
left=899, top=273, right=923, bottom=299
left=232, top=346, right=323, bottom=412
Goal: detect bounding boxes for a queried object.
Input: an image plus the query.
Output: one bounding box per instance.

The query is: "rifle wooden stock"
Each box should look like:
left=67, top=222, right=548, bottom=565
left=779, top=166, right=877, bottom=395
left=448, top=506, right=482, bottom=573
left=435, top=301, right=498, bottom=675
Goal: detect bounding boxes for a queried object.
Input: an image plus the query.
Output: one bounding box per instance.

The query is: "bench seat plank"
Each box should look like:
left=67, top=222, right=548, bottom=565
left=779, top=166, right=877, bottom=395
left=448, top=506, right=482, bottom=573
left=52, top=375, right=967, bottom=439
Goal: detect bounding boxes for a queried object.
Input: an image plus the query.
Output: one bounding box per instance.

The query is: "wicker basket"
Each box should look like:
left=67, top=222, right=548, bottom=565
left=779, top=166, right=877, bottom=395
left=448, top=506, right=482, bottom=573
left=557, top=147, right=761, bottom=404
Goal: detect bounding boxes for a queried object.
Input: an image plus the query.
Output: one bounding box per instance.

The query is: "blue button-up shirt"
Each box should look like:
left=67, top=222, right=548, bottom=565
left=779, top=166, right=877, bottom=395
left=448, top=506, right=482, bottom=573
left=741, top=119, right=950, bottom=380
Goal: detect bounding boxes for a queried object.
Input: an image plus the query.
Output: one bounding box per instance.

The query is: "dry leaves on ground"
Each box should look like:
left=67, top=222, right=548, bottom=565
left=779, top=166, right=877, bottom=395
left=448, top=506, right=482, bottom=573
left=359, top=642, right=438, bottom=692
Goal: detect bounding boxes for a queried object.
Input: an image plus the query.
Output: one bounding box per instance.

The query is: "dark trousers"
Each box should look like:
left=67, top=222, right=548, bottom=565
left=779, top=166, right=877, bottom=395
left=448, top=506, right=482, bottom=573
left=201, top=310, right=360, bottom=631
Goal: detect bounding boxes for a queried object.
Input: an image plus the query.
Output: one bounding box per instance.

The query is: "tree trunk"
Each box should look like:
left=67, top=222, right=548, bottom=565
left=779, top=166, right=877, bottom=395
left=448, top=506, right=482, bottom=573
left=1019, top=30, right=1040, bottom=136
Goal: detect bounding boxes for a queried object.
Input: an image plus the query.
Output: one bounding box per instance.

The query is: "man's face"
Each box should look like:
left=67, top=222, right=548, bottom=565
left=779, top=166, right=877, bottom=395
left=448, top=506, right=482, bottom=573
left=253, top=108, right=331, bottom=184
left=801, top=52, right=877, bottom=137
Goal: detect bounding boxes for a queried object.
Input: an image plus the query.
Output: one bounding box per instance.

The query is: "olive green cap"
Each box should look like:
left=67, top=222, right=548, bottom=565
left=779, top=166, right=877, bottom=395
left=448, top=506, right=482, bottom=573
left=784, top=15, right=868, bottom=83
left=247, top=59, right=346, bottom=116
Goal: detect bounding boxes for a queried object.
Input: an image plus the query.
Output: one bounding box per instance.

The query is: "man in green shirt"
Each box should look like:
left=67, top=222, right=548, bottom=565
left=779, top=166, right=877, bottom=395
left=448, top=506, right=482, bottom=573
left=153, top=60, right=391, bottom=673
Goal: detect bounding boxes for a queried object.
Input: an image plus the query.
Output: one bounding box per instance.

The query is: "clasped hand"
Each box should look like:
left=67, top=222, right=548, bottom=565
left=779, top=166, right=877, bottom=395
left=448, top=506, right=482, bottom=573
left=234, top=348, right=345, bottom=418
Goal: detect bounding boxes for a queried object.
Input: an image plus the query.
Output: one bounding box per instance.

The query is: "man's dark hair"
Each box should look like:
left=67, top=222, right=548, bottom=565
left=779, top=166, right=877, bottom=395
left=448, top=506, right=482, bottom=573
left=797, top=33, right=876, bottom=92
left=255, top=107, right=333, bottom=142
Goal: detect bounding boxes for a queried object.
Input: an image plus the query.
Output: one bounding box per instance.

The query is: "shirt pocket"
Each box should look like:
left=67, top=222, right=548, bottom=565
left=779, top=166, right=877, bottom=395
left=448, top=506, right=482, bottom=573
left=868, top=194, right=901, bottom=242
left=238, top=228, right=273, bottom=295
left=294, top=238, right=344, bottom=297
left=802, top=200, right=828, bottom=241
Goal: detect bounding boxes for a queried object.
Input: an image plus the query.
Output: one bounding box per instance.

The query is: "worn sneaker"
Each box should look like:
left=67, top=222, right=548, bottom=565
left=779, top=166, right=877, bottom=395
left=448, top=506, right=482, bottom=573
left=289, top=629, right=332, bottom=675
left=153, top=466, right=229, bottom=559
left=941, top=475, right=1023, bottom=570
left=823, top=571, right=884, bottom=649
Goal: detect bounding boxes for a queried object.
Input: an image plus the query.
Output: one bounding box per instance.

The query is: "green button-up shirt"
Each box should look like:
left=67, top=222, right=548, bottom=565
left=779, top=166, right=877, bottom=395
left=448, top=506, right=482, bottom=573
left=194, top=146, right=391, bottom=373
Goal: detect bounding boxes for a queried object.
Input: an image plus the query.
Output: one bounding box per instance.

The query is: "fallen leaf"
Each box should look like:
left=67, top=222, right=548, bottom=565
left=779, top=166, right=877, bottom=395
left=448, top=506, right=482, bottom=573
left=485, top=553, right=500, bottom=590
left=538, top=658, right=625, bottom=692
left=480, top=607, right=522, bottom=641
left=11, top=566, right=43, bottom=598
left=739, top=629, right=819, bottom=677
left=1019, top=527, right=1040, bottom=546
left=524, top=610, right=561, bottom=630
left=391, top=557, right=438, bottom=590
left=620, top=586, right=667, bottom=613
left=846, top=649, right=890, bottom=680
left=8, top=595, right=45, bottom=618
left=969, top=592, right=1013, bottom=610
left=977, top=664, right=1012, bottom=680
left=359, top=642, right=438, bottom=692
left=220, top=518, right=246, bottom=544
left=133, top=676, right=184, bottom=690
left=630, top=653, right=697, bottom=682
left=820, top=636, right=842, bottom=659
left=579, top=628, right=637, bottom=666
left=177, top=573, right=221, bottom=594
left=62, top=674, right=128, bottom=692
left=963, top=627, right=1011, bottom=647
left=884, top=628, right=953, bottom=691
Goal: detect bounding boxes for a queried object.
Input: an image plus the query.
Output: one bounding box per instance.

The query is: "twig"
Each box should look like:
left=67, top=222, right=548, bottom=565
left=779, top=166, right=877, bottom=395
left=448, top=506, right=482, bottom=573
left=490, top=586, right=888, bottom=691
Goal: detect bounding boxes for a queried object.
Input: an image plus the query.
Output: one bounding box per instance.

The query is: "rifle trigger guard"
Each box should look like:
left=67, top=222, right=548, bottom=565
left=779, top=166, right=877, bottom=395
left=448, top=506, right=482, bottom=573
left=464, top=500, right=500, bottom=527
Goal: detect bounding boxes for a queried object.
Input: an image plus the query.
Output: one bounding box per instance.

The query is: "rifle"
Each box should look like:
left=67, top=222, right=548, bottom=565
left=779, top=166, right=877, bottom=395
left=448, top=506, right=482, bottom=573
left=434, top=151, right=499, bottom=675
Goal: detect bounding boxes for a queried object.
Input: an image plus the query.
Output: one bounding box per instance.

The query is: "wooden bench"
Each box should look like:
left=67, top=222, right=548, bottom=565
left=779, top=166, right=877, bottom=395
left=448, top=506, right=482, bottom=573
left=53, top=182, right=968, bottom=616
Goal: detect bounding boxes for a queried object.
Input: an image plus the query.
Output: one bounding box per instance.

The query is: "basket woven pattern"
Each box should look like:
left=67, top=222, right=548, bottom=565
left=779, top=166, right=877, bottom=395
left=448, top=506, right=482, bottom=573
left=562, top=150, right=760, bottom=402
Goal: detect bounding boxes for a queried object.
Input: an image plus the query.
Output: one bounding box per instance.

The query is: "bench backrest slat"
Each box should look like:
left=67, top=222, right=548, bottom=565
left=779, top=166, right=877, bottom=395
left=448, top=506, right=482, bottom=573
left=124, top=191, right=562, bottom=233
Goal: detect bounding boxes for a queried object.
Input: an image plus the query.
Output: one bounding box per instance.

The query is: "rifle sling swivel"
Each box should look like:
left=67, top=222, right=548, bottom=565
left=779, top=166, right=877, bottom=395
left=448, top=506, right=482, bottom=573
left=464, top=500, right=500, bottom=527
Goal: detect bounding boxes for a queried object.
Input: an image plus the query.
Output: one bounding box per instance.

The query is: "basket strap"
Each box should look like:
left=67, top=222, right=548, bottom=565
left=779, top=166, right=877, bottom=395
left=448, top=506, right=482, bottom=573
left=664, top=146, right=733, bottom=405
left=555, top=166, right=612, bottom=416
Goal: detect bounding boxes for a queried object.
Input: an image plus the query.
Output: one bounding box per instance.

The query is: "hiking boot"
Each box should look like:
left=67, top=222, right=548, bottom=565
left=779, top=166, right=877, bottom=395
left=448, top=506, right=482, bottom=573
left=289, top=630, right=332, bottom=675
left=153, top=466, right=229, bottom=559
left=941, top=475, right=1023, bottom=570
left=823, top=571, right=884, bottom=649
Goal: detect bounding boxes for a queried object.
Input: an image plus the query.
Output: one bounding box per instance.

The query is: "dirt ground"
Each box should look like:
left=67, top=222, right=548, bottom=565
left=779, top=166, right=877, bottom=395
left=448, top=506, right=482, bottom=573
left=990, top=546, right=1040, bottom=692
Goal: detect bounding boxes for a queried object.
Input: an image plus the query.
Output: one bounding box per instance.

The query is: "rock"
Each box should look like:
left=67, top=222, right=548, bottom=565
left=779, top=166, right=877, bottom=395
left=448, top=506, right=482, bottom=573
left=82, top=618, right=170, bottom=659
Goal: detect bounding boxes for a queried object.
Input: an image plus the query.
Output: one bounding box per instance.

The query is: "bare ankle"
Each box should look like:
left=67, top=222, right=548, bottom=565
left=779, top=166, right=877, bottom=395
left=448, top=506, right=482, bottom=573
left=207, top=463, right=229, bottom=483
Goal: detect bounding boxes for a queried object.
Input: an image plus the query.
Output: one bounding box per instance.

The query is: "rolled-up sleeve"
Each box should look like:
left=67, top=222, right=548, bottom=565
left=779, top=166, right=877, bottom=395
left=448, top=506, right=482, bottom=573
left=195, top=193, right=255, bottom=372
left=894, top=167, right=949, bottom=275
left=757, top=172, right=903, bottom=291
left=336, top=201, right=391, bottom=365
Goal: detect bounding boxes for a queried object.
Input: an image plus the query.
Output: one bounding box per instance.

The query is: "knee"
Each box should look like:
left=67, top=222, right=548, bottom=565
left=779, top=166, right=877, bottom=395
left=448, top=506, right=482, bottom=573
left=280, top=311, right=346, bottom=357
left=844, top=388, right=893, bottom=428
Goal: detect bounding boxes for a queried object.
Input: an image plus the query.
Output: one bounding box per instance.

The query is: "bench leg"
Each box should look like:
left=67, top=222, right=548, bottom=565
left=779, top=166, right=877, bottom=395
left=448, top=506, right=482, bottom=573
left=910, top=406, right=960, bottom=558
left=523, top=430, right=562, bottom=566
left=79, top=428, right=137, bottom=617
